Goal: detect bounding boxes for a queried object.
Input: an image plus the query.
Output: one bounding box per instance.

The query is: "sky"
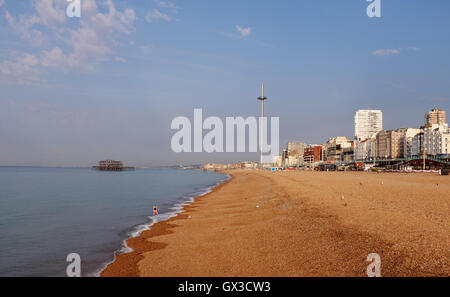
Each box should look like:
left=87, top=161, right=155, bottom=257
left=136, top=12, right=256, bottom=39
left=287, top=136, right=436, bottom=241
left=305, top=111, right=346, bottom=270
left=0, top=0, right=449, bottom=167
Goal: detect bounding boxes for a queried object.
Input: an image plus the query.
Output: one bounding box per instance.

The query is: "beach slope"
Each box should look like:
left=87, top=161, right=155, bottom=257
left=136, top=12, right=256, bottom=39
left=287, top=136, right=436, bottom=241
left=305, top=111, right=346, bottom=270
left=101, top=170, right=449, bottom=277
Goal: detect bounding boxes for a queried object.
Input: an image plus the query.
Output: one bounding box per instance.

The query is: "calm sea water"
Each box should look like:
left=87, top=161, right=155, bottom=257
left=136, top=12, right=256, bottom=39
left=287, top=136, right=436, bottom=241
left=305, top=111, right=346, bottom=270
left=0, top=167, right=227, bottom=277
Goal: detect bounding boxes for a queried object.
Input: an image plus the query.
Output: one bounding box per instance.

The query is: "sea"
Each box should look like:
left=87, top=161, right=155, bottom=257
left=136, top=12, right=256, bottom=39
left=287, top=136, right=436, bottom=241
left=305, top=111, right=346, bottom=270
left=0, top=167, right=228, bottom=277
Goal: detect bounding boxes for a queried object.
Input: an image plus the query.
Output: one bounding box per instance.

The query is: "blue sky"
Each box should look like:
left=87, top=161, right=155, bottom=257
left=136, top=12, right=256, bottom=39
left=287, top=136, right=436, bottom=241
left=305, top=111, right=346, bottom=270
left=1, top=0, right=449, bottom=166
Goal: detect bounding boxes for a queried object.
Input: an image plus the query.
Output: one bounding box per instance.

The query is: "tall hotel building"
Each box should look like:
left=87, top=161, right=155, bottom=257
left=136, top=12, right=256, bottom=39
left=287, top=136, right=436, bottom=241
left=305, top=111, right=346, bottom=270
left=354, top=110, right=383, bottom=140
left=425, top=109, right=447, bottom=126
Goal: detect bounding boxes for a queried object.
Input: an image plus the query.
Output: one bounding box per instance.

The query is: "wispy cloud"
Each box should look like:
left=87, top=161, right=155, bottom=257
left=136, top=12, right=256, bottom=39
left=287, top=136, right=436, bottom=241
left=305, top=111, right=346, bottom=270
left=155, top=0, right=179, bottom=10
left=219, top=28, right=275, bottom=49
left=146, top=9, right=172, bottom=22
left=35, top=0, right=66, bottom=28
left=406, top=46, right=421, bottom=52
left=236, top=25, right=252, bottom=38
left=0, top=53, right=41, bottom=85
left=140, top=44, right=154, bottom=54
left=114, top=56, right=126, bottom=63
left=372, top=46, right=421, bottom=57
left=145, top=1, right=180, bottom=23
left=0, top=0, right=5, bottom=7
left=1, top=0, right=136, bottom=84
left=372, top=48, right=400, bottom=57
left=5, top=11, right=44, bottom=46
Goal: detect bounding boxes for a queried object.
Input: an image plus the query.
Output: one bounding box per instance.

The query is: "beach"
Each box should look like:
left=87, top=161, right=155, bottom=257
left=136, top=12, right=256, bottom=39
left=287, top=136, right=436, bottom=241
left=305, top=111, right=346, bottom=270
left=101, top=170, right=449, bottom=277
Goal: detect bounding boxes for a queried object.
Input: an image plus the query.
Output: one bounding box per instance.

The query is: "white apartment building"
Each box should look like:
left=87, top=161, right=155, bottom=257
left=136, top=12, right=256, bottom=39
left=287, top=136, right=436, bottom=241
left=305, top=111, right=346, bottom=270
left=324, top=136, right=353, bottom=161
left=354, top=139, right=369, bottom=160
left=287, top=142, right=306, bottom=156
left=424, top=123, right=450, bottom=156
left=354, top=110, right=383, bottom=141
left=403, top=128, right=423, bottom=159
left=273, top=156, right=283, bottom=167
left=354, top=134, right=377, bottom=160
left=411, top=133, right=424, bottom=156
left=287, top=156, right=304, bottom=167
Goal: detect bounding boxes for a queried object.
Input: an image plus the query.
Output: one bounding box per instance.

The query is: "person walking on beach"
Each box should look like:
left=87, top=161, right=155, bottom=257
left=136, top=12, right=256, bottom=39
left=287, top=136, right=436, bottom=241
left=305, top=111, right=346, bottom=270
left=153, top=205, right=159, bottom=216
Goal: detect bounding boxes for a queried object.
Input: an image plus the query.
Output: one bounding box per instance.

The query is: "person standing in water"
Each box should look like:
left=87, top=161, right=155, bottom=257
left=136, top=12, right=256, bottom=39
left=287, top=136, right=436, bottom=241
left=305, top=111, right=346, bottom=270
left=153, top=205, right=159, bottom=216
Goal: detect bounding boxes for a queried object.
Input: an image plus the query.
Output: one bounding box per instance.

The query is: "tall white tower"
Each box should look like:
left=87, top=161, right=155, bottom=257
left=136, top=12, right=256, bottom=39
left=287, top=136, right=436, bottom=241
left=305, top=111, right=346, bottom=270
left=354, top=110, right=383, bottom=140
left=257, top=83, right=268, bottom=167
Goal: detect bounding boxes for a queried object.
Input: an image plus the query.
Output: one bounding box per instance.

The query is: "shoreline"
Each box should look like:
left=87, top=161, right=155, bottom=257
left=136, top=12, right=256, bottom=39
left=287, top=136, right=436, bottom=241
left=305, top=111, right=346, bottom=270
left=100, top=172, right=233, bottom=277
left=101, top=170, right=449, bottom=277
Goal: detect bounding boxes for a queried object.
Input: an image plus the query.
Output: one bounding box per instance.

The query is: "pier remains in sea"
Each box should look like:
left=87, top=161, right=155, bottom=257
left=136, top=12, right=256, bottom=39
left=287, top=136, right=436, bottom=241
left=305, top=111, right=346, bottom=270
left=93, top=160, right=135, bottom=171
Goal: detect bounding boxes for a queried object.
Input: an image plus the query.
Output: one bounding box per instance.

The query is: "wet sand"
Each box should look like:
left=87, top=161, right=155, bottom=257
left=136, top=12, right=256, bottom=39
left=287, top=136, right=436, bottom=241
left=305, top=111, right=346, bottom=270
left=101, top=170, right=449, bottom=277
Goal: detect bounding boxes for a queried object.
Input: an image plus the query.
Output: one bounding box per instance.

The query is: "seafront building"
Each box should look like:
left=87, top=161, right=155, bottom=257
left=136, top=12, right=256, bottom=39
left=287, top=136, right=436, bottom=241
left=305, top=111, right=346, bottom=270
left=411, top=132, right=425, bottom=156
left=424, top=123, right=450, bottom=156
left=203, top=161, right=259, bottom=170
left=283, top=142, right=307, bottom=167
left=287, top=142, right=306, bottom=155
left=281, top=149, right=289, bottom=166
left=354, top=128, right=421, bottom=161
left=354, top=134, right=377, bottom=161
left=425, top=109, right=447, bottom=126
left=303, top=145, right=323, bottom=167
left=354, top=110, right=383, bottom=141
left=354, top=139, right=369, bottom=160
left=422, top=110, right=449, bottom=156
left=376, top=129, right=408, bottom=159
left=324, top=137, right=353, bottom=162
left=353, top=110, right=383, bottom=161
left=273, top=156, right=283, bottom=167
left=402, top=128, right=423, bottom=159
left=265, top=108, right=449, bottom=169
left=287, top=156, right=304, bottom=167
